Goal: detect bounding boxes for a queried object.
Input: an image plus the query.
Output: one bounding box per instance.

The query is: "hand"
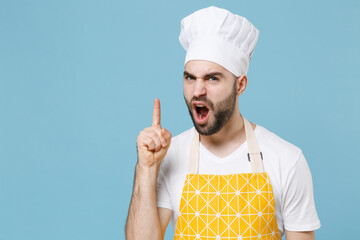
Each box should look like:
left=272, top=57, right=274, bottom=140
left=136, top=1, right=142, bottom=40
left=136, top=98, right=172, bottom=168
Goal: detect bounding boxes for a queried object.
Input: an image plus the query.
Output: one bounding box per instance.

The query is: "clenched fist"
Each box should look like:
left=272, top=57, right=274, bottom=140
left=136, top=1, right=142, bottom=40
left=136, top=98, right=172, bottom=168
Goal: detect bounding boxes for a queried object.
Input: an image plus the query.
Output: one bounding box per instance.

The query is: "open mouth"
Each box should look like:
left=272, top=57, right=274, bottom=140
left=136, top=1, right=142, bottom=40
left=196, top=105, right=209, bottom=119
left=192, top=101, right=210, bottom=124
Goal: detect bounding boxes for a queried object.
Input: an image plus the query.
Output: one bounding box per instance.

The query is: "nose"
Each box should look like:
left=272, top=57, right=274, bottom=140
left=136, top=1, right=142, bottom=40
left=193, top=79, right=206, bottom=97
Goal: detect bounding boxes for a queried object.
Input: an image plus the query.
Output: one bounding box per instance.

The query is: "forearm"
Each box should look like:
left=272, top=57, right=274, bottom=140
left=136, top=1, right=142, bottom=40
left=126, top=163, right=163, bottom=240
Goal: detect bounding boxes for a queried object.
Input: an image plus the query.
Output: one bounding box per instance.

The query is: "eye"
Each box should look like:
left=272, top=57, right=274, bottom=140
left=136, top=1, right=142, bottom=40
left=209, top=77, right=218, bottom=81
left=184, top=75, right=195, bottom=81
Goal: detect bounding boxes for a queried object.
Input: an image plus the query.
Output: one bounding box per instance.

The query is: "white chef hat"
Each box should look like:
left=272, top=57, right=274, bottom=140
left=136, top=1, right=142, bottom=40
left=179, top=6, right=259, bottom=77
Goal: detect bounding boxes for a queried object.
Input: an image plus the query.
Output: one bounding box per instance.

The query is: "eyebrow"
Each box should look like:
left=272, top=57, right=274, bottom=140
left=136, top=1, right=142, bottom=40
left=183, top=71, right=225, bottom=78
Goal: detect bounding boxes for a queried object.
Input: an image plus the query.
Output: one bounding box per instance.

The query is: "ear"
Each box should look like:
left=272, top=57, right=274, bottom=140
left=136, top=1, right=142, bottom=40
left=236, top=75, right=248, bottom=96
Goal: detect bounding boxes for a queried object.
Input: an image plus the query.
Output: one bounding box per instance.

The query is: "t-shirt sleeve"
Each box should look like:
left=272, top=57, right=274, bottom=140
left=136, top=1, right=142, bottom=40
left=281, top=152, right=321, bottom=231
left=156, top=163, right=173, bottom=210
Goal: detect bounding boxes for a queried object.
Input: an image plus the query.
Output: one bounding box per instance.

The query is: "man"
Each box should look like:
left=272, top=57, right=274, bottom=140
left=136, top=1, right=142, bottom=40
left=126, top=6, right=320, bottom=240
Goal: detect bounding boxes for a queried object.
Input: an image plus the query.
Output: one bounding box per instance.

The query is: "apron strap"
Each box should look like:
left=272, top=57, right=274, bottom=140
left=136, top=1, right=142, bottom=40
left=188, top=115, right=264, bottom=174
left=188, top=129, right=200, bottom=174
left=243, top=116, right=264, bottom=173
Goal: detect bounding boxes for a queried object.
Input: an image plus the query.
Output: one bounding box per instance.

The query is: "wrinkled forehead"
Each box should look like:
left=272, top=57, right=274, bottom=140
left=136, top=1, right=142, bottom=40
left=184, top=60, right=233, bottom=77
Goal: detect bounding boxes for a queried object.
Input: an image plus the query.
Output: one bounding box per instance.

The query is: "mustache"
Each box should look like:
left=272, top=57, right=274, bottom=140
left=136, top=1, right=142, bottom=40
left=190, top=96, right=214, bottom=110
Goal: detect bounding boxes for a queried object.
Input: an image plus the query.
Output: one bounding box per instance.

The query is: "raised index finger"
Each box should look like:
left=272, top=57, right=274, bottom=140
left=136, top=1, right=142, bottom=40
left=152, top=98, right=161, bottom=127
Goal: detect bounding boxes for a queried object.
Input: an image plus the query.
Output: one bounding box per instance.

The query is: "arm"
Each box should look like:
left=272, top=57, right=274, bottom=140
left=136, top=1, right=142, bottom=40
left=125, top=99, right=172, bottom=240
left=126, top=163, right=163, bottom=240
left=282, top=153, right=320, bottom=239
left=126, top=166, right=172, bottom=239
left=286, top=230, right=315, bottom=240
left=158, top=207, right=172, bottom=237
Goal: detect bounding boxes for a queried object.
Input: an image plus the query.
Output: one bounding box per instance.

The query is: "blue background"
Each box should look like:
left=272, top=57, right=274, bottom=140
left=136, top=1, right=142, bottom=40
left=0, top=0, right=359, bottom=239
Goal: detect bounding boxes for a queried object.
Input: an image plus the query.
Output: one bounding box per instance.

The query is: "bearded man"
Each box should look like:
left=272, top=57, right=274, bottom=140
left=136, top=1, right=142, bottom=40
left=126, top=6, right=321, bottom=240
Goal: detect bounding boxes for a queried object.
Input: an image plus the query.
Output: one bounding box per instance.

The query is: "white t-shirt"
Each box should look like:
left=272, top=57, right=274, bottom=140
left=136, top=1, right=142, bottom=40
left=156, top=124, right=321, bottom=236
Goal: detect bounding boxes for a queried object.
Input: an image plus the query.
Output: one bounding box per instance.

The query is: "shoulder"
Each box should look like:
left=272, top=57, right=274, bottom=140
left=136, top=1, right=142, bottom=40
left=255, top=124, right=303, bottom=171
left=169, top=127, right=195, bottom=148
left=254, top=125, right=320, bottom=231
left=159, top=127, right=195, bottom=171
left=157, top=127, right=194, bottom=194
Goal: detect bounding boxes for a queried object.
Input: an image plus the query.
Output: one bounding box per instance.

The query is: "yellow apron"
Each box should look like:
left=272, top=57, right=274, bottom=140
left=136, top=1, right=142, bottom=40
left=173, top=117, right=281, bottom=240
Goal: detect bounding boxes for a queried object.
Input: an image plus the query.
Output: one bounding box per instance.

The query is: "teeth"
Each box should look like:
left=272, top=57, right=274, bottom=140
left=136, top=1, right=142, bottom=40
left=196, top=104, right=204, bottom=107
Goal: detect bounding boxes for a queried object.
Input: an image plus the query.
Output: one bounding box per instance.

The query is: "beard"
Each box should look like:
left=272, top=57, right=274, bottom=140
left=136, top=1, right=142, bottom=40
left=184, top=81, right=237, bottom=136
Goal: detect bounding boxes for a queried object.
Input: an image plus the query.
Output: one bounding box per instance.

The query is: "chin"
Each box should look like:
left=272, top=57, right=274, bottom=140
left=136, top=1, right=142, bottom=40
left=194, top=122, right=219, bottom=136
